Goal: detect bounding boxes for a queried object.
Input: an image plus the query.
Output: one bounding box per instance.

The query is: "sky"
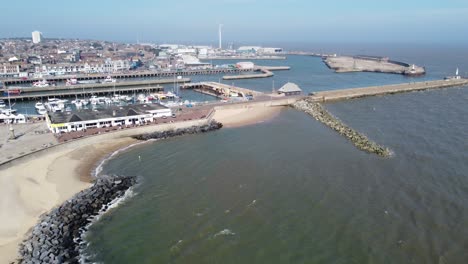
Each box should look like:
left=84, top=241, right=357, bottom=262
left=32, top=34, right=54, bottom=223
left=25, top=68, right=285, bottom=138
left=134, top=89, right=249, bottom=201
left=1, top=0, right=468, bottom=45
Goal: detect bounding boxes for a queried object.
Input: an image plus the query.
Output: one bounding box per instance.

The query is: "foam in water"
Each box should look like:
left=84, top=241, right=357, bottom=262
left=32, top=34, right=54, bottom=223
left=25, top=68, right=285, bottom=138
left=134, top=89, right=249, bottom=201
left=78, top=185, right=136, bottom=263
left=214, top=229, right=236, bottom=237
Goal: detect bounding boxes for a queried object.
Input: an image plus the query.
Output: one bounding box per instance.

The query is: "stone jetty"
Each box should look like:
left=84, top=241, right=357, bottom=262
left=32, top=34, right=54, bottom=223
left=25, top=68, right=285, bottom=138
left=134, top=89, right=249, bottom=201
left=18, top=175, right=136, bottom=264
left=132, top=120, right=223, bottom=141
left=293, top=98, right=391, bottom=157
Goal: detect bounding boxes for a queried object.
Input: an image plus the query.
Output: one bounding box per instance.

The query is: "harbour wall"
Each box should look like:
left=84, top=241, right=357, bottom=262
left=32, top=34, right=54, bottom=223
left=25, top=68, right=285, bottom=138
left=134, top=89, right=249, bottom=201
left=2, top=69, right=252, bottom=86
left=311, top=79, right=468, bottom=102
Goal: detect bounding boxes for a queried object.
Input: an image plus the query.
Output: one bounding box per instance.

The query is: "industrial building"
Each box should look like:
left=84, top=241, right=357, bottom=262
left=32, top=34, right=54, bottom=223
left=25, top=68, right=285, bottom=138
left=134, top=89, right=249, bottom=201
left=46, top=104, right=172, bottom=134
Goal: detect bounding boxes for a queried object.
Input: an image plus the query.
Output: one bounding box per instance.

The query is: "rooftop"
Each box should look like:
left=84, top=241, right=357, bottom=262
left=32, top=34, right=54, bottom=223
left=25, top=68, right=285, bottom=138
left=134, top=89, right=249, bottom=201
left=278, top=82, right=302, bottom=93
left=48, top=103, right=167, bottom=124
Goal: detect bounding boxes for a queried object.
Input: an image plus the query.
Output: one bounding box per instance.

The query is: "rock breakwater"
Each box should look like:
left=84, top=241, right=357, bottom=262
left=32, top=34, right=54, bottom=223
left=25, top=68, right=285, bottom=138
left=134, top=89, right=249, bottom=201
left=132, top=120, right=223, bottom=141
left=293, top=98, right=391, bottom=157
left=18, top=175, right=136, bottom=264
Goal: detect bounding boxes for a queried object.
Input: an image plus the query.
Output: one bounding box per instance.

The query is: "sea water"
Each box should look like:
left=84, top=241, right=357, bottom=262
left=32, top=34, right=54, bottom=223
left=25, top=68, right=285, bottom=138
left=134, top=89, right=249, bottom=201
left=82, top=44, right=468, bottom=263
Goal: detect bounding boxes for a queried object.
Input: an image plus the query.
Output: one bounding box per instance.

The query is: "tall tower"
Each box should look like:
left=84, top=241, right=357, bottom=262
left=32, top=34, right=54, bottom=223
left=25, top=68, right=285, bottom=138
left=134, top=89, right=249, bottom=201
left=218, top=24, right=223, bottom=50
left=32, top=31, right=42, bottom=44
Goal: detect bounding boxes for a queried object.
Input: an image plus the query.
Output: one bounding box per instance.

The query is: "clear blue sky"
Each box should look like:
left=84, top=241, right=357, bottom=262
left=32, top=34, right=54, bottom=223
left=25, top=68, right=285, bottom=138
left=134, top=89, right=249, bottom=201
left=2, top=0, right=467, bottom=44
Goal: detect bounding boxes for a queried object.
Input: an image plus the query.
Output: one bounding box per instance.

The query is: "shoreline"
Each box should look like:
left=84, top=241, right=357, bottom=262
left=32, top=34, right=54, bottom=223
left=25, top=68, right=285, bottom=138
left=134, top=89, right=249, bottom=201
left=0, top=137, right=136, bottom=263
left=0, top=107, right=279, bottom=263
left=213, top=105, right=283, bottom=128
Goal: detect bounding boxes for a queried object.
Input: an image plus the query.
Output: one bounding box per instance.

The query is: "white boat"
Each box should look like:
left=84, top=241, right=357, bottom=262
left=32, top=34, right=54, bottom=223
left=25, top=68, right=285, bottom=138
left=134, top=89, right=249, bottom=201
left=33, top=79, right=49, bottom=87
left=0, top=113, right=26, bottom=124
left=166, top=91, right=178, bottom=99
left=2, top=109, right=17, bottom=115
left=137, top=94, right=147, bottom=103
left=35, top=102, right=46, bottom=110
left=74, top=100, right=83, bottom=108
left=51, top=105, right=63, bottom=113
left=78, top=80, right=98, bottom=84
left=103, top=76, right=116, bottom=83
left=90, top=96, right=99, bottom=105
left=37, top=108, right=47, bottom=115
left=0, top=100, right=6, bottom=108
left=66, top=78, right=78, bottom=86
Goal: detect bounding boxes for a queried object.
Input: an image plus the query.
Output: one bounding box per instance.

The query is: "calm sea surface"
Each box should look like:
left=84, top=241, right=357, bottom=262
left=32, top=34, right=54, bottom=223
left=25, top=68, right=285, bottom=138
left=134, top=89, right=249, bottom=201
left=83, top=44, right=468, bottom=263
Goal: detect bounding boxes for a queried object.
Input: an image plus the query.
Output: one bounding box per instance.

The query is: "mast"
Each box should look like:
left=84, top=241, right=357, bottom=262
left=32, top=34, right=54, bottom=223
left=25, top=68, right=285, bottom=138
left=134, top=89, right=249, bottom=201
left=7, top=89, right=15, bottom=139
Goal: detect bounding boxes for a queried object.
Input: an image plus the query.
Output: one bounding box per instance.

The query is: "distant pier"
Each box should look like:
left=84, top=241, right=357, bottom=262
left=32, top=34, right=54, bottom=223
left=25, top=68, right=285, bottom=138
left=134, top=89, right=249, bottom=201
left=0, top=78, right=187, bottom=100
left=202, top=56, right=286, bottom=60
left=2, top=86, right=164, bottom=101
left=222, top=66, right=290, bottom=80
left=1, top=69, right=251, bottom=86
left=310, top=79, right=468, bottom=102
left=181, top=82, right=263, bottom=98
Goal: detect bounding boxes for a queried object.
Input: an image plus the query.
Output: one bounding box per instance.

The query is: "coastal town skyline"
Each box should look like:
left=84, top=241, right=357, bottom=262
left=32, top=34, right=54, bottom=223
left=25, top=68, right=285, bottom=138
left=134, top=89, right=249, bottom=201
left=2, top=1, right=468, bottom=263
left=2, top=0, right=468, bottom=43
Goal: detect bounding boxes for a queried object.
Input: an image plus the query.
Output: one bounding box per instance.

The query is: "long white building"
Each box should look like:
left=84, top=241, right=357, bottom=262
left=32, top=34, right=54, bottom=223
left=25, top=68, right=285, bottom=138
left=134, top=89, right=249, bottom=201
left=46, top=104, right=172, bottom=134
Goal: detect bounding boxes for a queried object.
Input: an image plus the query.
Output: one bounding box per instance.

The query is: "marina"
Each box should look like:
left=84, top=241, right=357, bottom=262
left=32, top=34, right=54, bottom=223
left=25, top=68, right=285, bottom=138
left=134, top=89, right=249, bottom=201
left=0, top=78, right=188, bottom=100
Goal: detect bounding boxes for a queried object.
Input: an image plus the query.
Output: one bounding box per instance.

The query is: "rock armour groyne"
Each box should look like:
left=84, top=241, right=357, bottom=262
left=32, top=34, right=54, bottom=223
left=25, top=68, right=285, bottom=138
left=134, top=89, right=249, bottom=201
left=132, top=120, right=223, bottom=141
left=18, top=175, right=136, bottom=264
left=293, top=98, right=391, bottom=157
left=17, top=121, right=224, bottom=263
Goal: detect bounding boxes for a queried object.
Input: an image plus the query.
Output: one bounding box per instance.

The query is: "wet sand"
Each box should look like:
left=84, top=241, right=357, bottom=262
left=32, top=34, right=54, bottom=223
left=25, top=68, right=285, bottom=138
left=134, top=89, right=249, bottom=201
left=213, top=105, right=283, bottom=128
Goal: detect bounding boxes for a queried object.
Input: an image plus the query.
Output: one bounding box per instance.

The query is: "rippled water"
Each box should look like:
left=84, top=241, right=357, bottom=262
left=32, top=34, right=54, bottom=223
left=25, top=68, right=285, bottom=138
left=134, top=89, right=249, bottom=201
left=78, top=44, right=468, bottom=263
left=83, top=84, right=468, bottom=263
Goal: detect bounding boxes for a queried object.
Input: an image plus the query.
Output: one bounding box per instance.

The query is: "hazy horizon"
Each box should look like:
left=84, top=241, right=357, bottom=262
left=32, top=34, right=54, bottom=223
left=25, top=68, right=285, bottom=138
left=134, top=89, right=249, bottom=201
left=2, top=0, right=467, bottom=45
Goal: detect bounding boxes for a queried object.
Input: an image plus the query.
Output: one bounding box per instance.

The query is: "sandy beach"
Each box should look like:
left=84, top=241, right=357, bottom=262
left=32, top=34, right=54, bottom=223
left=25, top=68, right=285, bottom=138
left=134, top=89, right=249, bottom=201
left=213, top=105, right=283, bottom=128
left=0, top=137, right=136, bottom=264
left=0, top=104, right=281, bottom=263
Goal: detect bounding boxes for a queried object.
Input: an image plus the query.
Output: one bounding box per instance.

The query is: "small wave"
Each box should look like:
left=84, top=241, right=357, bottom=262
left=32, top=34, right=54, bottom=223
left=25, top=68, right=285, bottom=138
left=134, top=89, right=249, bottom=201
left=94, top=139, right=158, bottom=177
left=247, top=199, right=257, bottom=207
left=78, top=186, right=136, bottom=263
left=214, top=229, right=236, bottom=238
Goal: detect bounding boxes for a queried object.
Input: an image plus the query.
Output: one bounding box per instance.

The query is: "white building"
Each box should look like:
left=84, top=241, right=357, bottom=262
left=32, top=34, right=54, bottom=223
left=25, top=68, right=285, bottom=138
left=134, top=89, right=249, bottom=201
left=176, top=48, right=197, bottom=55
left=1, top=64, right=20, bottom=77
left=278, top=82, right=302, bottom=96
left=46, top=104, right=172, bottom=134
left=237, top=46, right=262, bottom=53
left=236, top=61, right=255, bottom=70
left=32, top=31, right=43, bottom=44
left=259, top=47, right=283, bottom=54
